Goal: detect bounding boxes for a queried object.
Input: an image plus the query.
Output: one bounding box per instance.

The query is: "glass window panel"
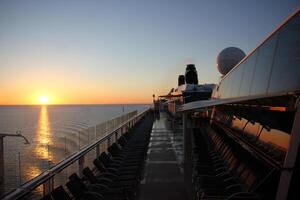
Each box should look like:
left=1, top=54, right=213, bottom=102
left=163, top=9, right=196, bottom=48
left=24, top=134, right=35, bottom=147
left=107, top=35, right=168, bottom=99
left=230, top=65, right=244, bottom=97
left=268, top=13, right=300, bottom=93
left=250, top=33, right=278, bottom=95
left=219, top=79, right=225, bottom=98
left=229, top=70, right=236, bottom=98
left=220, top=77, right=228, bottom=98
left=238, top=51, right=258, bottom=97
left=238, top=60, right=248, bottom=96
left=224, top=77, right=229, bottom=98
left=224, top=74, right=233, bottom=98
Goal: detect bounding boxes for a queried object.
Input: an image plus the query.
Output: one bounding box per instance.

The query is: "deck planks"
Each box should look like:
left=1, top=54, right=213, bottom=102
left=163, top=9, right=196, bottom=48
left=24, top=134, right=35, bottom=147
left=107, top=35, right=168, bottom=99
left=138, top=113, right=187, bottom=200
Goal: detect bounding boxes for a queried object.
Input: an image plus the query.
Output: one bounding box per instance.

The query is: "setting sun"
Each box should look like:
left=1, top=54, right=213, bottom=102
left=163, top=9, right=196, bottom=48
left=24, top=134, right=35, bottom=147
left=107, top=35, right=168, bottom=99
left=39, top=96, right=49, bottom=104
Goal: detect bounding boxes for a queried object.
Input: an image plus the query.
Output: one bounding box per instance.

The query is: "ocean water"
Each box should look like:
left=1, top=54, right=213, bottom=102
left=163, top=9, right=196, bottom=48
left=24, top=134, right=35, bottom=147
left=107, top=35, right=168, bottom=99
left=0, top=104, right=149, bottom=195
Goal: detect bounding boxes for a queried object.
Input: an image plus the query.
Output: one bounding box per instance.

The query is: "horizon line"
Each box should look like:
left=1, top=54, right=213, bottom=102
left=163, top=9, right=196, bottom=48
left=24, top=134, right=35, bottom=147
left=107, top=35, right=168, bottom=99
left=0, top=103, right=152, bottom=106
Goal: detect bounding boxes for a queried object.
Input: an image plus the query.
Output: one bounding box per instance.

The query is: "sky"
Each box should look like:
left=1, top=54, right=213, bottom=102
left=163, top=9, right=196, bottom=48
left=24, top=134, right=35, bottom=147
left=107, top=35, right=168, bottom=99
left=0, top=0, right=299, bottom=105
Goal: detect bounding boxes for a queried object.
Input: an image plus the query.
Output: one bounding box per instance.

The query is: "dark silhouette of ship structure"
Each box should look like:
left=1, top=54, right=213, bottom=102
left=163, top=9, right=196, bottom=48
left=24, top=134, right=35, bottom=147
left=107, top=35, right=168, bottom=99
left=3, top=8, right=300, bottom=200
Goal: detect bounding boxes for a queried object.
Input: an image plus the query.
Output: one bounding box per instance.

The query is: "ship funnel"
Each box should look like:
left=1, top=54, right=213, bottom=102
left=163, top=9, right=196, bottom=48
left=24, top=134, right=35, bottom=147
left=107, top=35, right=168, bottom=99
left=178, top=75, right=185, bottom=86
left=185, top=64, right=198, bottom=84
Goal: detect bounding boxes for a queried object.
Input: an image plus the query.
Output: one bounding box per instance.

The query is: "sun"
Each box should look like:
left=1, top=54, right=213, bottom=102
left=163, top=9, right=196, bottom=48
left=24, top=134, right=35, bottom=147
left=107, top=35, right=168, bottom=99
left=39, top=96, right=49, bottom=104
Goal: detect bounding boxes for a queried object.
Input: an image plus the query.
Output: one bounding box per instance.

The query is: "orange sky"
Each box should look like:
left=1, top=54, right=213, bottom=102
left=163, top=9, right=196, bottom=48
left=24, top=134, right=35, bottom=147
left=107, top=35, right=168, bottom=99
left=1, top=1, right=294, bottom=105
left=0, top=61, right=178, bottom=105
left=0, top=46, right=180, bottom=105
left=0, top=90, right=153, bottom=105
left=0, top=85, right=155, bottom=105
left=0, top=67, right=164, bottom=105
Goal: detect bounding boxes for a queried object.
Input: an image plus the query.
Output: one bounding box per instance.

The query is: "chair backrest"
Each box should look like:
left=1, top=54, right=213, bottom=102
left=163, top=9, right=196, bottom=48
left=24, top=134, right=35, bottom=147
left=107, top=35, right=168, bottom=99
left=207, top=127, right=265, bottom=191
left=118, top=136, right=127, bottom=147
left=68, top=173, right=87, bottom=190
left=99, top=153, right=110, bottom=167
left=40, top=194, right=52, bottom=200
left=69, top=173, right=82, bottom=182
left=123, top=131, right=131, bottom=140
left=108, top=143, right=121, bottom=156
left=51, top=186, right=71, bottom=200
left=93, top=158, right=107, bottom=172
left=80, top=192, right=104, bottom=200
left=83, top=167, right=97, bottom=184
left=66, top=179, right=86, bottom=198
left=101, top=152, right=111, bottom=161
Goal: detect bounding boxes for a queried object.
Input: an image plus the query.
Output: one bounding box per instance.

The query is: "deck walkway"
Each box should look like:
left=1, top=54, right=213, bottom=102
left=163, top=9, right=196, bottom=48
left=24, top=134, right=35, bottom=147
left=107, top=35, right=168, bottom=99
left=138, top=112, right=187, bottom=200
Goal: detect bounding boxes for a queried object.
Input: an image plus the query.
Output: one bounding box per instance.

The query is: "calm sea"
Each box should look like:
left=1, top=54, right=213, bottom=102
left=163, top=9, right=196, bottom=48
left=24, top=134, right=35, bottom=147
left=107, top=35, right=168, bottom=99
left=0, top=104, right=149, bottom=195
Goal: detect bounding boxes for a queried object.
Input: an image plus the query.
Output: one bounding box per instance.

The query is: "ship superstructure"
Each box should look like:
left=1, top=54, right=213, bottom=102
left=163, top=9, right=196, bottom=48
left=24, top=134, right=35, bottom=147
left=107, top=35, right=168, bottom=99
left=181, top=9, right=300, bottom=200
left=160, top=64, right=215, bottom=116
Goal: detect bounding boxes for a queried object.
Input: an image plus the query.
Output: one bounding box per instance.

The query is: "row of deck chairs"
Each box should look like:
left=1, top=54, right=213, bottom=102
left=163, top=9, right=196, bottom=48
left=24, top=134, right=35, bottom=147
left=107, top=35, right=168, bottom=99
left=40, top=113, right=153, bottom=200
left=191, top=126, right=262, bottom=200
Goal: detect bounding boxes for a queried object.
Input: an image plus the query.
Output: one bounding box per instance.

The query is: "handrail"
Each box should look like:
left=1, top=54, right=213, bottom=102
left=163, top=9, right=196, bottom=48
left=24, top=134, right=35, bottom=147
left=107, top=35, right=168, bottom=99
left=180, top=91, right=300, bottom=112
left=2, top=108, right=151, bottom=200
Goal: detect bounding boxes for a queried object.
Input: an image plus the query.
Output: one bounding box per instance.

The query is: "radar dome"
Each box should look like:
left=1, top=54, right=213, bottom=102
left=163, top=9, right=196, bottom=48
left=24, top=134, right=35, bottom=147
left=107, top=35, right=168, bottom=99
left=217, top=47, right=246, bottom=75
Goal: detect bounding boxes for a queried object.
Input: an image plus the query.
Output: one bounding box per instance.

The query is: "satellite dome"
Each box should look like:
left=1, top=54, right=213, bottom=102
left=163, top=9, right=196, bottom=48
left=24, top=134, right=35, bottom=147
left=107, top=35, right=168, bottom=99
left=217, top=47, right=246, bottom=75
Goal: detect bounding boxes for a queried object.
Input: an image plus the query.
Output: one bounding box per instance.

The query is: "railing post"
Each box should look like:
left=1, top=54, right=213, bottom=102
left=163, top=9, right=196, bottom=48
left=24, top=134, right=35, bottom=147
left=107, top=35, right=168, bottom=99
left=0, top=136, right=4, bottom=195
left=107, top=137, right=111, bottom=147
left=78, top=132, right=81, bottom=150
left=87, top=129, right=90, bottom=145
left=105, top=122, right=108, bottom=134
left=18, top=152, right=21, bottom=186
left=64, top=136, right=67, bottom=157
left=96, top=144, right=100, bottom=157
left=78, top=156, right=85, bottom=177
left=43, top=177, right=54, bottom=196
left=47, top=143, right=51, bottom=169
left=276, top=98, right=300, bottom=199
left=115, top=131, right=118, bottom=141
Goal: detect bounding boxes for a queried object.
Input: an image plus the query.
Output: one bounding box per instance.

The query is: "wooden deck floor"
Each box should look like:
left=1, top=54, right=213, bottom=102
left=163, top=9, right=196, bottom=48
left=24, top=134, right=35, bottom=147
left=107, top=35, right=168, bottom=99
left=138, top=112, right=187, bottom=200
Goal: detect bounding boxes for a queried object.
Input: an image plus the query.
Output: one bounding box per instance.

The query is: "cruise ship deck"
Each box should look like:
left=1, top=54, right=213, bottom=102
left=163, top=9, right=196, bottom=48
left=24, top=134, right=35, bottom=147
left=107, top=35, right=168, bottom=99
left=139, top=112, right=188, bottom=200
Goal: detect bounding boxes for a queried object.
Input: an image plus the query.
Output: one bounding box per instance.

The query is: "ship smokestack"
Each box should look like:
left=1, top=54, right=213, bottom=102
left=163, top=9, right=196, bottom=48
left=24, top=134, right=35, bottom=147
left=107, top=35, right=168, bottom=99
left=178, top=75, right=185, bottom=86
left=185, top=64, right=198, bottom=84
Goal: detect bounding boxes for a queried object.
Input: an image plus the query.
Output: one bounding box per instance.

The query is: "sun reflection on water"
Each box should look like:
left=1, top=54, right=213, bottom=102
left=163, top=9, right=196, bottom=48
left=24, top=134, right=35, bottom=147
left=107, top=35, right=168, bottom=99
left=34, top=105, right=53, bottom=161
left=26, top=165, right=42, bottom=180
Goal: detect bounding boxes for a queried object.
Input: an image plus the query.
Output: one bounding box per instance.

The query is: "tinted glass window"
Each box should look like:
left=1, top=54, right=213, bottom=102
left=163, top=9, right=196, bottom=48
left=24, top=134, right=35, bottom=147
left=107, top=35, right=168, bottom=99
left=227, top=70, right=235, bottom=98
left=268, top=14, right=300, bottom=93
left=230, top=65, right=244, bottom=97
left=219, top=79, right=225, bottom=98
left=220, top=76, right=228, bottom=98
left=225, top=73, right=233, bottom=98
left=238, top=51, right=258, bottom=97
left=250, top=33, right=278, bottom=95
left=225, top=71, right=234, bottom=98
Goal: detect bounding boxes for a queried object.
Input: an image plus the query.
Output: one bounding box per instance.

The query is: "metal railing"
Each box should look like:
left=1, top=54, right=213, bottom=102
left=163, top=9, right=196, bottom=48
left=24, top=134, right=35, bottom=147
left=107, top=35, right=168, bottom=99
left=3, top=108, right=151, bottom=200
